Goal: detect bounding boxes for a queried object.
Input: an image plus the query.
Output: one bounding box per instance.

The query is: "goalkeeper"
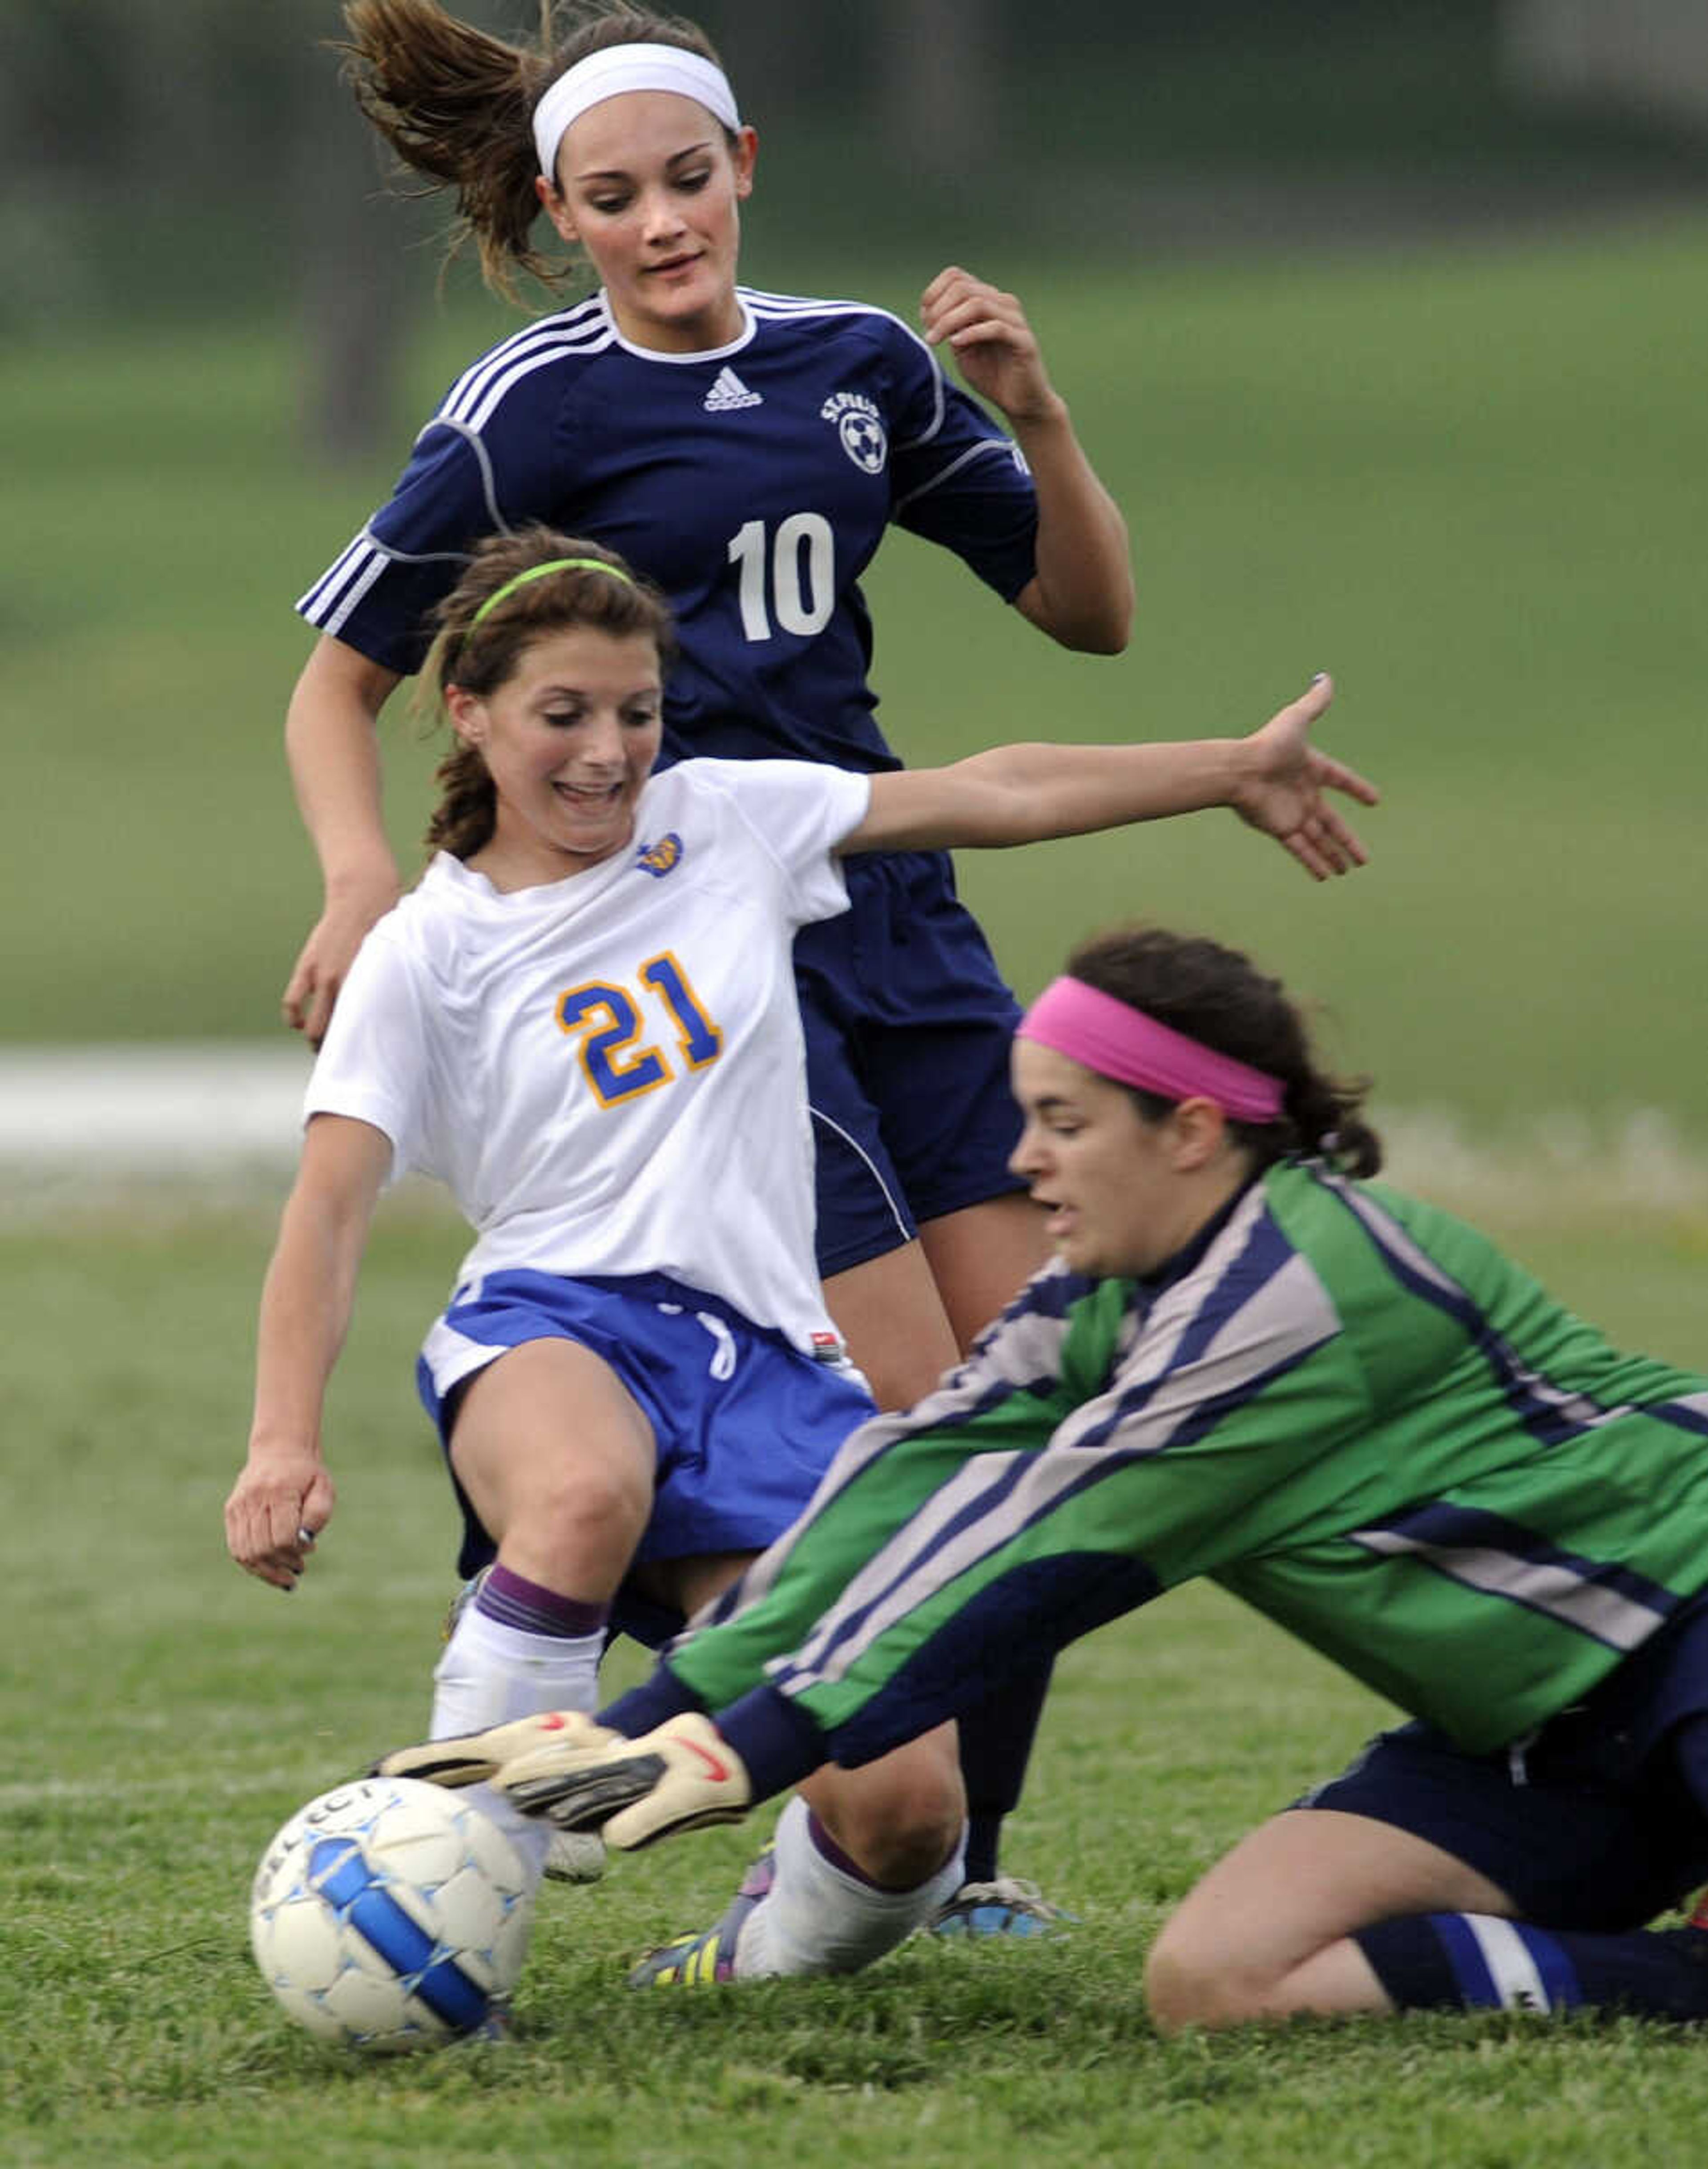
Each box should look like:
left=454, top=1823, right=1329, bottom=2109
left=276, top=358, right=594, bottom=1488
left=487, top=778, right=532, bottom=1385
left=388, top=922, right=1708, bottom=2027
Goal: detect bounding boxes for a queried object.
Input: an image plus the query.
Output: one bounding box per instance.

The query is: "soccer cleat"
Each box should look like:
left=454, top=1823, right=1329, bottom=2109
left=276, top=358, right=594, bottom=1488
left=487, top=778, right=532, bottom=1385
left=442, top=1566, right=489, bottom=1642
left=925, top=1875, right=1076, bottom=1939
left=496, top=1711, right=754, bottom=1850
left=625, top=1851, right=776, bottom=1987
left=373, top=1709, right=621, bottom=1790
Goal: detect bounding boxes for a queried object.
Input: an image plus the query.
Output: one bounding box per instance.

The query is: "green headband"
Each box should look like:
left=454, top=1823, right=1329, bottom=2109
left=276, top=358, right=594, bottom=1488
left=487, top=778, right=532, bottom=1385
left=467, top=555, right=636, bottom=633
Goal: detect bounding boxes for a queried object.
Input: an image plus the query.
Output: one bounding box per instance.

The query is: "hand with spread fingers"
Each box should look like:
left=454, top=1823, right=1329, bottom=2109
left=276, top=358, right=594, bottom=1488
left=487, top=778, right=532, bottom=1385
left=1229, top=673, right=1380, bottom=882
left=495, top=1713, right=754, bottom=1851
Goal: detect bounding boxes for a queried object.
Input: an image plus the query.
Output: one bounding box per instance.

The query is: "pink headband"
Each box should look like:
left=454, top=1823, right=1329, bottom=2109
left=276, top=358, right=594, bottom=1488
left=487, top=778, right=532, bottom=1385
left=1017, top=977, right=1285, bottom=1123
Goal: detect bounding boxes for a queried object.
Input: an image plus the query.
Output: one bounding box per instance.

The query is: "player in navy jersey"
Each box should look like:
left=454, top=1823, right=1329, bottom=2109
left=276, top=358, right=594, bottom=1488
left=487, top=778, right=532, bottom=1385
left=287, top=0, right=1134, bottom=1931
left=230, top=528, right=1375, bottom=1988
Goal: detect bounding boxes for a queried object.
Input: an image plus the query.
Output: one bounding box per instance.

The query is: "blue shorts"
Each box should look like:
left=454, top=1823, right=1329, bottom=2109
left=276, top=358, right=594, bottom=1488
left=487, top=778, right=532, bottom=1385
left=797, top=848, right=1027, bottom=1278
left=416, top=1269, right=876, bottom=1646
left=1297, top=1592, right=1708, bottom=1931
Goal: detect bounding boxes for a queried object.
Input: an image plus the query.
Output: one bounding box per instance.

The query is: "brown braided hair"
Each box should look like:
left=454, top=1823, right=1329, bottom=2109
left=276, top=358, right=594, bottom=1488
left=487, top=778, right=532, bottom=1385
left=418, top=524, right=676, bottom=861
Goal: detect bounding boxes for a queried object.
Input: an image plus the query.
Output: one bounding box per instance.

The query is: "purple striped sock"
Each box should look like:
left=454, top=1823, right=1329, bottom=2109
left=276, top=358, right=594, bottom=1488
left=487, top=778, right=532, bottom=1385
left=806, top=1809, right=884, bottom=1890
left=475, top=1563, right=608, bottom=1639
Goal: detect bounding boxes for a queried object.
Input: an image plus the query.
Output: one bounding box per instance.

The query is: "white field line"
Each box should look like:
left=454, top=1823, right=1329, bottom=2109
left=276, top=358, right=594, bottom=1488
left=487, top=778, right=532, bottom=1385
left=1381, top=1105, right=1708, bottom=1218
left=0, top=1772, right=344, bottom=1809
left=0, top=1043, right=310, bottom=1169
left=0, top=1045, right=1704, bottom=1220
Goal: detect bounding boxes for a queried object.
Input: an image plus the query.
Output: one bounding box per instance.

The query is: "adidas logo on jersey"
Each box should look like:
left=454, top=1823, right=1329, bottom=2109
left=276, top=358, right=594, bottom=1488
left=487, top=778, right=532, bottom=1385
left=704, top=367, right=763, bottom=412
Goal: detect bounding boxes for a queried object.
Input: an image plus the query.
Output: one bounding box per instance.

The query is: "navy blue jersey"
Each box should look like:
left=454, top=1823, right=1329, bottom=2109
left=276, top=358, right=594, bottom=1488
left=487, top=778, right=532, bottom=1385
left=298, top=287, right=1041, bottom=774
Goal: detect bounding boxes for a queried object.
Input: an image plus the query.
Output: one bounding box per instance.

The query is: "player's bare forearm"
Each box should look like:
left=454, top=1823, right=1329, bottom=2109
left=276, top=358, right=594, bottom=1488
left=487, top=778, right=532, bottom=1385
left=1009, top=400, right=1134, bottom=654
left=283, top=640, right=406, bottom=1036
left=850, top=736, right=1236, bottom=855
left=285, top=638, right=404, bottom=903
left=845, top=677, right=1375, bottom=874
left=920, top=267, right=1132, bottom=653
left=236, top=1214, right=363, bottom=1579
left=242, top=1124, right=389, bottom=1500
left=249, top=1195, right=364, bottom=1465
left=944, top=736, right=1238, bottom=845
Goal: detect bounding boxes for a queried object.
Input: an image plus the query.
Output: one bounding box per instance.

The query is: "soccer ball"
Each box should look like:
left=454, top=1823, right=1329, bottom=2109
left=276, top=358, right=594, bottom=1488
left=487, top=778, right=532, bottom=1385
left=250, top=1776, right=536, bottom=2052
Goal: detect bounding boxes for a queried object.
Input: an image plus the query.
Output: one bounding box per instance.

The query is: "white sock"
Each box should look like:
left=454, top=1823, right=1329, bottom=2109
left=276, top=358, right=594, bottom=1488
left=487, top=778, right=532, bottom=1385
left=733, top=1794, right=967, bottom=1978
left=429, top=1607, right=605, bottom=1883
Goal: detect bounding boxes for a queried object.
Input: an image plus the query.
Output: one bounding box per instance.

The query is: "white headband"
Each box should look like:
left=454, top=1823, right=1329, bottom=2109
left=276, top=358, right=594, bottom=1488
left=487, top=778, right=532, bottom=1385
left=532, top=44, right=741, bottom=184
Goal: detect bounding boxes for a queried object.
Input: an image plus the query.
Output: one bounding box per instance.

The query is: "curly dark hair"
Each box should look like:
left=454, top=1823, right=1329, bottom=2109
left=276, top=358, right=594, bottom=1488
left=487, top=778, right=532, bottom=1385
left=1062, top=923, right=1382, bottom=1176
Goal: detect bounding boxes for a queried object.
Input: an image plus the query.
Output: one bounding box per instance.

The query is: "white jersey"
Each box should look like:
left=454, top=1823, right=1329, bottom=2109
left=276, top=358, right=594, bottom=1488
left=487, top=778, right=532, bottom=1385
left=306, top=759, right=871, bottom=1349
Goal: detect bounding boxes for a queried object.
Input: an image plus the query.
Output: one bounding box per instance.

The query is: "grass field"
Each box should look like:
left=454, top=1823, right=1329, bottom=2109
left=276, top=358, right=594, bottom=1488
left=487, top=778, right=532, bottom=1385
left=6, top=209, right=1708, bottom=2162
left=6, top=216, right=1707, bottom=1148
left=4, top=1184, right=1708, bottom=2167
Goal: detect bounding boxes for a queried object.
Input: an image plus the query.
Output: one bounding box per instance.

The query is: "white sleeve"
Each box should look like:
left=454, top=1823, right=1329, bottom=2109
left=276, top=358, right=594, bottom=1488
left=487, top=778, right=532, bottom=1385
left=703, top=760, right=872, bottom=926
left=302, top=929, right=433, bottom=1183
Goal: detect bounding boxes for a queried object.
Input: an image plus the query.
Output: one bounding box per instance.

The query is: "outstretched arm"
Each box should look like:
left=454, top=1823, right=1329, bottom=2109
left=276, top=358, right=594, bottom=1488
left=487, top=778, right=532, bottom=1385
left=282, top=635, right=405, bottom=1045
left=223, top=1113, right=392, bottom=1590
left=843, top=673, right=1377, bottom=881
left=922, top=265, right=1134, bottom=654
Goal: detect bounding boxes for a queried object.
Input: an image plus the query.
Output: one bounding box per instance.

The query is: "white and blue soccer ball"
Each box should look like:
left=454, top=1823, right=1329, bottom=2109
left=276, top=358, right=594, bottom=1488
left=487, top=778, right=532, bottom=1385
left=250, top=1775, right=536, bottom=2052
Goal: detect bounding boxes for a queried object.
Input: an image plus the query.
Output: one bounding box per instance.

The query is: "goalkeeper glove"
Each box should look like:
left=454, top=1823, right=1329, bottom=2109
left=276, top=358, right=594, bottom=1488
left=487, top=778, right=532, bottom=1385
left=372, top=1709, right=620, bottom=1788
left=497, top=1711, right=753, bottom=1851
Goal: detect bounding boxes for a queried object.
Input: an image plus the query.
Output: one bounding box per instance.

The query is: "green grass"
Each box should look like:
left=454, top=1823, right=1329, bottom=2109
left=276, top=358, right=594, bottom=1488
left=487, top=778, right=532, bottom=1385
left=9, top=62, right=1708, bottom=2158
left=2, top=1188, right=1707, bottom=2165
left=5, top=220, right=1707, bottom=1150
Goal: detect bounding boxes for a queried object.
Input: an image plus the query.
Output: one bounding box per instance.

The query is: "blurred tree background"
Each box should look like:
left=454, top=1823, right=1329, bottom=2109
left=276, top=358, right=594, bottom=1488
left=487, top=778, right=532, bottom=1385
left=2, top=0, right=1705, bottom=1098
left=6, top=1, right=1706, bottom=386
left=4, top=0, right=1705, bottom=470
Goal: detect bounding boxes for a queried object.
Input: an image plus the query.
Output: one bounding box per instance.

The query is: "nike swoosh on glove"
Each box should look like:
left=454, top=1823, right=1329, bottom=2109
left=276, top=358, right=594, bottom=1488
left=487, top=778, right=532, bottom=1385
left=495, top=1712, right=753, bottom=1850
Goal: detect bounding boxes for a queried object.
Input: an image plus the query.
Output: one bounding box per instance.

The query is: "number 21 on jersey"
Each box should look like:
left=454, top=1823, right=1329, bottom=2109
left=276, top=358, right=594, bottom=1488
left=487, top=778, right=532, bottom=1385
left=556, top=952, right=724, bottom=1108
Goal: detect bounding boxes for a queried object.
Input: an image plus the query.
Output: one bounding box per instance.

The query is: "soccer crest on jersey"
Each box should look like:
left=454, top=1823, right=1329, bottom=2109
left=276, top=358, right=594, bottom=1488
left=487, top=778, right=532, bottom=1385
left=820, top=390, right=888, bottom=475
left=298, top=290, right=1040, bottom=773
left=305, top=760, right=871, bottom=1349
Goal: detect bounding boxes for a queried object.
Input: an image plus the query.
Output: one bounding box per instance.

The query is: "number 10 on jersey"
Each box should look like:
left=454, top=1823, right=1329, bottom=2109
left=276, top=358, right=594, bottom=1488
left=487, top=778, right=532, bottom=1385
left=728, top=514, right=834, bottom=641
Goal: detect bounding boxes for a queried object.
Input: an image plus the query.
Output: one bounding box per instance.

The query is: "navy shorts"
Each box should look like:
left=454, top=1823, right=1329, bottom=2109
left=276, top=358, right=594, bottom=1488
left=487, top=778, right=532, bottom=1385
left=797, top=848, right=1027, bottom=1278
left=416, top=1269, right=876, bottom=1645
left=1297, top=1592, right=1708, bottom=1931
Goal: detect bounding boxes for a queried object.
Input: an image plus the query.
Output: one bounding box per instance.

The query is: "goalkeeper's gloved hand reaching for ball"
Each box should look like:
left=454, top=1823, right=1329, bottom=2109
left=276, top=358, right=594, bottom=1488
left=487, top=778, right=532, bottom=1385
left=375, top=1709, right=753, bottom=1849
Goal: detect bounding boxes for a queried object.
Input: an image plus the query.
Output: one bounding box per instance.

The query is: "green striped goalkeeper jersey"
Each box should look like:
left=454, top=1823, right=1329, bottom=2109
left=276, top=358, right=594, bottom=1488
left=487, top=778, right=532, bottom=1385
left=1043, top=1161, right=1708, bottom=1750
left=698, top=1159, right=1708, bottom=1756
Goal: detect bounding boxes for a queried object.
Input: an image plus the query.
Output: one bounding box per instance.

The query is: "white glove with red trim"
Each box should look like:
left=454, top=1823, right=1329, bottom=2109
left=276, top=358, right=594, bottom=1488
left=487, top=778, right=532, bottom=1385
left=496, top=1711, right=753, bottom=1850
